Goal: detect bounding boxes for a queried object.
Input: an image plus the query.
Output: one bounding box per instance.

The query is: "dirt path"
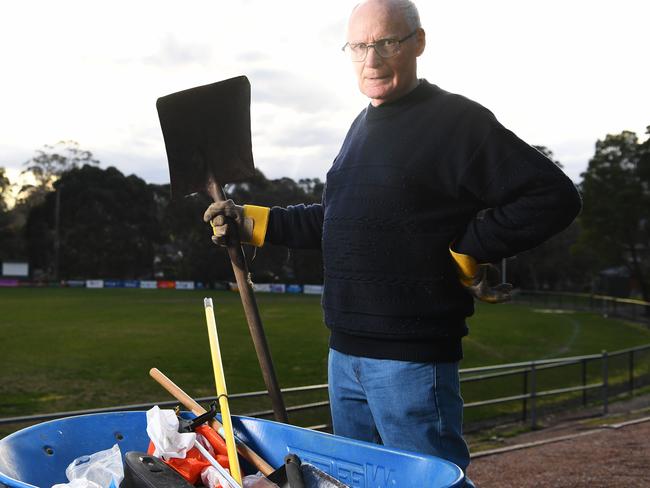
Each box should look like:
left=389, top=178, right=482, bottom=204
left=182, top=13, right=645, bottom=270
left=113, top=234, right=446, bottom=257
left=468, top=418, right=650, bottom=487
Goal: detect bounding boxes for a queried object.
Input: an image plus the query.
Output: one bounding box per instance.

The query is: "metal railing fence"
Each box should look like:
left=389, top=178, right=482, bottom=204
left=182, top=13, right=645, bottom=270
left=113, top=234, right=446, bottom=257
left=2, top=344, right=648, bottom=432
left=459, top=344, right=650, bottom=428
left=2, top=292, right=649, bottom=432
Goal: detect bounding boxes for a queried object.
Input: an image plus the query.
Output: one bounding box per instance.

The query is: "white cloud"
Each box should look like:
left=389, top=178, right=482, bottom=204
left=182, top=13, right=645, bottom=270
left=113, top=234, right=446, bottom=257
left=248, top=68, right=348, bottom=112
left=141, top=35, right=214, bottom=67
left=1, top=0, right=648, bottom=188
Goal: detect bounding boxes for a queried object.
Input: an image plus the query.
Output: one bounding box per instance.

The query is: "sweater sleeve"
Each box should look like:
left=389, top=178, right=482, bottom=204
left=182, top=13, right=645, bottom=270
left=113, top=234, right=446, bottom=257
left=452, top=126, right=582, bottom=263
left=266, top=203, right=324, bottom=249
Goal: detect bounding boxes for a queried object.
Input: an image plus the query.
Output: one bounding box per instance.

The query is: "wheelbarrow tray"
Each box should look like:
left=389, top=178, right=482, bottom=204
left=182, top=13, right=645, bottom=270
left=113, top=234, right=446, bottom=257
left=0, top=411, right=464, bottom=488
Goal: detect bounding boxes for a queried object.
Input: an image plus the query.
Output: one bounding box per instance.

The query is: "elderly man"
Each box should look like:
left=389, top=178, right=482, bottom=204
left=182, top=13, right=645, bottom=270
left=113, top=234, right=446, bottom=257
left=204, top=0, right=581, bottom=483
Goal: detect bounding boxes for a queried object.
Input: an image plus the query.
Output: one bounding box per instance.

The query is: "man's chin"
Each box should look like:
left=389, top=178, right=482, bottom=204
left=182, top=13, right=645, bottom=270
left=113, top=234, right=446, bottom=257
left=361, top=84, right=394, bottom=105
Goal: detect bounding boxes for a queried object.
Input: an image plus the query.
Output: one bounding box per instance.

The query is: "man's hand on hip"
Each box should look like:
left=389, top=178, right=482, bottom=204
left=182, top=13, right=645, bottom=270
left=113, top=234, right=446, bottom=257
left=463, top=265, right=513, bottom=303
left=450, top=248, right=512, bottom=303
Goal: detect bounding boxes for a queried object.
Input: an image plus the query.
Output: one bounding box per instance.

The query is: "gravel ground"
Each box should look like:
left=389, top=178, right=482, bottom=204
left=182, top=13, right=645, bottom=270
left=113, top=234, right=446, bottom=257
left=468, top=418, right=650, bottom=487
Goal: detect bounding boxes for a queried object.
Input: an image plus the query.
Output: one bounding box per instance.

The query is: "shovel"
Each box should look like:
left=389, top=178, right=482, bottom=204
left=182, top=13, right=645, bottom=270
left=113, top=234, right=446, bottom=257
left=156, top=76, right=288, bottom=423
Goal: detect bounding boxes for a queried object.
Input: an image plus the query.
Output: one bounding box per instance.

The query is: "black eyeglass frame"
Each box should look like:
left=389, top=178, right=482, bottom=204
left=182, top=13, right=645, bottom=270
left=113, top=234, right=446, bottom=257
left=341, top=29, right=419, bottom=62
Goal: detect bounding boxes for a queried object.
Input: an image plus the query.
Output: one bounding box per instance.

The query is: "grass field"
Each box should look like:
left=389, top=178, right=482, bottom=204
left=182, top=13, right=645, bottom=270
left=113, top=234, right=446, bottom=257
left=1, top=288, right=650, bottom=432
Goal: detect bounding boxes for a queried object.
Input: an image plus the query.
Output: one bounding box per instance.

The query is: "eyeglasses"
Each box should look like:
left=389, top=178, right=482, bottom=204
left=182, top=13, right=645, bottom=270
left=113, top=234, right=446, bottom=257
left=341, top=30, right=418, bottom=62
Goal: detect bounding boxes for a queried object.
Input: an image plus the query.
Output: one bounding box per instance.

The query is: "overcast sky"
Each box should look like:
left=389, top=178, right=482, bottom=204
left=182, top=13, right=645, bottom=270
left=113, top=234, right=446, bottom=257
left=1, top=0, right=649, bottom=190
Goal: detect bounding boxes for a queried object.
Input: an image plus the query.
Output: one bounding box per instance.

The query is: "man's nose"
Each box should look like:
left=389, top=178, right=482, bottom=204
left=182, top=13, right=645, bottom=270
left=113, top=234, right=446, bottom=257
left=365, top=45, right=383, bottom=67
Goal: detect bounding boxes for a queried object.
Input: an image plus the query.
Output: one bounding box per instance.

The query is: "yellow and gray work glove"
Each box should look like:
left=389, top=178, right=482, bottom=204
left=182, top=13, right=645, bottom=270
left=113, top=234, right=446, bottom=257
left=203, top=199, right=270, bottom=247
left=450, top=248, right=512, bottom=304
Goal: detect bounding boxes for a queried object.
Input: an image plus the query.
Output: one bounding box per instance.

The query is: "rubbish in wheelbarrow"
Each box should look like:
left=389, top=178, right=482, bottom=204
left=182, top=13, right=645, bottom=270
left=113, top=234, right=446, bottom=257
left=271, top=453, right=349, bottom=488
left=148, top=369, right=347, bottom=487
left=0, top=411, right=464, bottom=488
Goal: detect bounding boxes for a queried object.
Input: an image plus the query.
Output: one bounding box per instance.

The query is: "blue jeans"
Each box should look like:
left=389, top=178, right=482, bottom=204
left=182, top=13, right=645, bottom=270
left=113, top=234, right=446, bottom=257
left=328, top=349, right=474, bottom=486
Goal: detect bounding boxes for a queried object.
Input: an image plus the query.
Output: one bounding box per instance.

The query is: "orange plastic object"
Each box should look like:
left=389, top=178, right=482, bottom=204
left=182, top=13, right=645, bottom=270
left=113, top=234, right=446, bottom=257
left=196, top=425, right=228, bottom=456
left=146, top=427, right=235, bottom=484
left=147, top=441, right=207, bottom=483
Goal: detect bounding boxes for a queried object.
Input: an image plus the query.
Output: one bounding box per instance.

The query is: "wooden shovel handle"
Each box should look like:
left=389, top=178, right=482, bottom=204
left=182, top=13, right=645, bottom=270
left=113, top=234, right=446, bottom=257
left=149, top=367, right=274, bottom=476
left=206, top=179, right=289, bottom=424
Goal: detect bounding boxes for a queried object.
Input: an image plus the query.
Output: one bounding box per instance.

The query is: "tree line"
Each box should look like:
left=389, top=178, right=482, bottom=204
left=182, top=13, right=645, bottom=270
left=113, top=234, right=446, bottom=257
left=0, top=129, right=649, bottom=300
left=0, top=141, right=324, bottom=285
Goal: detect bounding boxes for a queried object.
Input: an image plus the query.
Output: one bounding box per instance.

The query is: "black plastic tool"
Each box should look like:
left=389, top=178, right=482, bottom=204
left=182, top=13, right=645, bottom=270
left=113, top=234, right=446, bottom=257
left=120, top=451, right=194, bottom=488
left=177, top=402, right=218, bottom=433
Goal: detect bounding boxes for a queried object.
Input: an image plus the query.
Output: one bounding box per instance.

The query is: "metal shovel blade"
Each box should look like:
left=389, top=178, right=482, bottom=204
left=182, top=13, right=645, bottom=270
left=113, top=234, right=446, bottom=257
left=156, top=76, right=256, bottom=199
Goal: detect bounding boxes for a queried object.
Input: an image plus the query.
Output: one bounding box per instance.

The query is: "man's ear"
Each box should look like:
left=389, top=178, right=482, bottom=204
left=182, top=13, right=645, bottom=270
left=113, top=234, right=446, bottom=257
left=415, top=28, right=426, bottom=56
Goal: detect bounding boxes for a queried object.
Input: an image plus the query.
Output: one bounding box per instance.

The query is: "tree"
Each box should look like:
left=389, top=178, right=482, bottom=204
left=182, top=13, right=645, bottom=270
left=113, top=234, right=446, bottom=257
left=150, top=183, right=232, bottom=282
left=155, top=169, right=325, bottom=284
left=511, top=220, right=595, bottom=291
left=19, top=140, right=99, bottom=206
left=533, top=145, right=563, bottom=168
left=577, top=127, right=650, bottom=300
left=0, top=167, right=14, bottom=258
left=26, top=165, right=160, bottom=280
left=226, top=170, right=324, bottom=284
left=0, top=167, right=26, bottom=261
left=0, top=167, right=10, bottom=212
left=298, top=178, right=325, bottom=201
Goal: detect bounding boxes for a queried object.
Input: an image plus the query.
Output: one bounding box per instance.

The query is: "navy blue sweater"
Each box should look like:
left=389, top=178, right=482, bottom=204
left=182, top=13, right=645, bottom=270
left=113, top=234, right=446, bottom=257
left=267, top=80, right=581, bottom=362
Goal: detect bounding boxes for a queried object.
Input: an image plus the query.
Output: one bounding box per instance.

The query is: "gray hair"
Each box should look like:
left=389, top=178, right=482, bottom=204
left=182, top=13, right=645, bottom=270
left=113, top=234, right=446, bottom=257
left=396, top=0, right=421, bottom=30
left=352, top=0, right=422, bottom=30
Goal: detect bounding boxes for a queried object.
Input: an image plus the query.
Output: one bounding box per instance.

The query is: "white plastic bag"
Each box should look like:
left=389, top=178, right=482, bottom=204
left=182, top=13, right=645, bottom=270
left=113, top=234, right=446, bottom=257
left=242, top=472, right=281, bottom=488
left=51, top=443, right=123, bottom=488
left=146, top=405, right=196, bottom=460
left=201, top=465, right=233, bottom=488
left=201, top=464, right=281, bottom=488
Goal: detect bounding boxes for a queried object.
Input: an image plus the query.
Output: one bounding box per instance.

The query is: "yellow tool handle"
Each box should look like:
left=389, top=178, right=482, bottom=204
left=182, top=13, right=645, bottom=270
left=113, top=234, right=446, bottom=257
left=204, top=298, right=242, bottom=486
left=148, top=367, right=274, bottom=476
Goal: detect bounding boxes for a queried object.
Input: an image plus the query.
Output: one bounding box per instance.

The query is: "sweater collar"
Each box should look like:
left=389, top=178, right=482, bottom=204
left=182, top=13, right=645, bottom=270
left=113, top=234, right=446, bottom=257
left=365, top=79, right=432, bottom=120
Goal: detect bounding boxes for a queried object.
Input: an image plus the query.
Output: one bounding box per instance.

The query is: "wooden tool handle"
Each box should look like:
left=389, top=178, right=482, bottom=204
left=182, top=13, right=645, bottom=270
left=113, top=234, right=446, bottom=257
left=206, top=179, right=289, bottom=424
left=149, top=367, right=275, bottom=476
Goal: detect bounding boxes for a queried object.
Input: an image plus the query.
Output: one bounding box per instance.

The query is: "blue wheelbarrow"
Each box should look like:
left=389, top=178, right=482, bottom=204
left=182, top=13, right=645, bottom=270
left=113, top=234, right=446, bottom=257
left=0, top=411, right=465, bottom=488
